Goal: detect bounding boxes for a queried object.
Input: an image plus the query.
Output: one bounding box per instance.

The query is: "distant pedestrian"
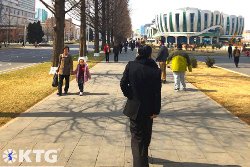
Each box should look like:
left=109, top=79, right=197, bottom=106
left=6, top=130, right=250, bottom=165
left=113, top=44, right=120, bottom=62
left=119, top=42, right=123, bottom=54
left=56, top=46, right=73, bottom=96
left=131, top=40, right=135, bottom=51
left=103, top=43, right=110, bottom=63
left=167, top=44, right=192, bottom=91
left=22, top=41, right=25, bottom=47
left=156, top=39, right=169, bottom=84
left=73, top=58, right=91, bottom=96
left=124, top=41, right=128, bottom=53
left=120, top=45, right=161, bottom=167
left=233, top=46, right=241, bottom=68
left=228, top=44, right=233, bottom=59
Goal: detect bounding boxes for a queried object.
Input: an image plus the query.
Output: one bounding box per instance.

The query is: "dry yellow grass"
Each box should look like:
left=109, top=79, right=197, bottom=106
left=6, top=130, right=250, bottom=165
left=0, top=54, right=103, bottom=127
left=186, top=62, right=250, bottom=124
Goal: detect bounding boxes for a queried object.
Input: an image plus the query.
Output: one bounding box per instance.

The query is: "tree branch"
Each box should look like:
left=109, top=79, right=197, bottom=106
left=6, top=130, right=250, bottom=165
left=39, top=0, right=55, bottom=14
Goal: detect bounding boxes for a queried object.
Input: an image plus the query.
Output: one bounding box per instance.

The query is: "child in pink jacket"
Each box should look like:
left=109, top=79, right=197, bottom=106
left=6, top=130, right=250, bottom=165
left=73, top=58, right=91, bottom=96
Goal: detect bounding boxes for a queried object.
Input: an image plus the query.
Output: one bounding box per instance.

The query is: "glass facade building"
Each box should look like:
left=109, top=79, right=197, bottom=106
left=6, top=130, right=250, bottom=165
left=35, top=8, right=48, bottom=22
left=147, top=7, right=244, bottom=44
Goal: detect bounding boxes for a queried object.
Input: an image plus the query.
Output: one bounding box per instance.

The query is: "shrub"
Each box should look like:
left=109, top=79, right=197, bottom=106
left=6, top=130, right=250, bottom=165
left=205, top=56, right=215, bottom=67
left=190, top=57, right=198, bottom=68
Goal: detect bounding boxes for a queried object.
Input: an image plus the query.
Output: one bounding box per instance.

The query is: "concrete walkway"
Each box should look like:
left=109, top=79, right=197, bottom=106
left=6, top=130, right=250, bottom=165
left=0, top=50, right=250, bottom=167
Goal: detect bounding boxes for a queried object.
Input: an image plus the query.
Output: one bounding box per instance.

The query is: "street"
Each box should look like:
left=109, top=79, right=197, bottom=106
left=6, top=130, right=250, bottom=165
left=194, top=55, right=250, bottom=76
left=0, top=44, right=94, bottom=73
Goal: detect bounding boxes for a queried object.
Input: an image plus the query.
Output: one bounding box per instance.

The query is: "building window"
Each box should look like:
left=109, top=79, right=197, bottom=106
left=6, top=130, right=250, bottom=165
left=197, top=11, right=201, bottom=31
left=216, top=14, right=219, bottom=25
left=235, top=18, right=239, bottom=35
left=226, top=17, right=230, bottom=35
left=164, top=15, right=168, bottom=32
left=232, top=18, right=235, bottom=35
left=183, top=12, right=187, bottom=32
left=169, top=12, right=174, bottom=32
left=159, top=14, right=164, bottom=32
left=204, top=13, right=208, bottom=29
left=190, top=13, right=195, bottom=32
left=175, top=13, right=180, bottom=32
left=211, top=14, right=214, bottom=26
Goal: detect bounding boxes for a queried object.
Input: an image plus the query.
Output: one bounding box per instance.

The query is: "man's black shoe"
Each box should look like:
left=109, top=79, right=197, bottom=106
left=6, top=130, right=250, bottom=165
left=57, top=93, right=62, bottom=96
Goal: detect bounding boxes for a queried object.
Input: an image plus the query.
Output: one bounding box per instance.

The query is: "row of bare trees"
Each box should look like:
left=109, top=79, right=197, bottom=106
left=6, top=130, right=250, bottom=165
left=39, top=0, right=132, bottom=67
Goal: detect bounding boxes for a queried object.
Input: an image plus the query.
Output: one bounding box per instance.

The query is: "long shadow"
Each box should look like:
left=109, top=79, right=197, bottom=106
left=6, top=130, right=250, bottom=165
left=150, top=157, right=241, bottom=167
left=186, top=88, right=217, bottom=92
left=66, top=92, right=109, bottom=96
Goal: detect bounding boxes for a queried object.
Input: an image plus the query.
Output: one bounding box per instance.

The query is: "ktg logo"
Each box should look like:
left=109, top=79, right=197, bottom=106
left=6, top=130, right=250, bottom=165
left=2, top=149, right=58, bottom=164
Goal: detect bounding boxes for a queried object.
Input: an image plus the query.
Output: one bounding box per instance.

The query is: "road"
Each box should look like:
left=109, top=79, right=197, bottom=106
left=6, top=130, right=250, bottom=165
left=0, top=44, right=94, bottom=73
left=194, top=55, right=250, bottom=76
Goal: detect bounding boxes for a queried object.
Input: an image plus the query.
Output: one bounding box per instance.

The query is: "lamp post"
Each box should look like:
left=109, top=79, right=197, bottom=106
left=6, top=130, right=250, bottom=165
left=23, top=19, right=32, bottom=45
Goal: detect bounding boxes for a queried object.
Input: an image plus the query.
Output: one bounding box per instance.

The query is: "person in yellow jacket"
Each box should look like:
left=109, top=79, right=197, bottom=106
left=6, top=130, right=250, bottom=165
left=166, top=44, right=192, bottom=91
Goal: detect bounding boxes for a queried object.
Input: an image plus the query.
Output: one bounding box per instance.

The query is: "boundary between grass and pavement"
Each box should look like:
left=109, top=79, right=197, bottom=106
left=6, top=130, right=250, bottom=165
left=214, top=65, right=250, bottom=78
left=0, top=53, right=104, bottom=128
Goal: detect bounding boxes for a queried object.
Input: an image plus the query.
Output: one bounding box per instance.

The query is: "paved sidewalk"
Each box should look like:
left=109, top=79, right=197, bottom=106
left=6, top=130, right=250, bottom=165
left=0, top=50, right=250, bottom=167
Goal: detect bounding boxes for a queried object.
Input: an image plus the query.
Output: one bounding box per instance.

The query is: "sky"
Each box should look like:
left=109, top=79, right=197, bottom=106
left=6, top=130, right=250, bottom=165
left=36, top=0, right=250, bottom=30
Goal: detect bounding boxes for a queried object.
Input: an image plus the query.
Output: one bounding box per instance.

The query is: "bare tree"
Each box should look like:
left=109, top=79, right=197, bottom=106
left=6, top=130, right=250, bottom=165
left=39, top=0, right=80, bottom=66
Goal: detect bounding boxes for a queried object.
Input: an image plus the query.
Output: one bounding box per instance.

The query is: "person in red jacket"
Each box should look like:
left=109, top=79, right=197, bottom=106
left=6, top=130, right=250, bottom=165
left=103, top=43, right=110, bottom=63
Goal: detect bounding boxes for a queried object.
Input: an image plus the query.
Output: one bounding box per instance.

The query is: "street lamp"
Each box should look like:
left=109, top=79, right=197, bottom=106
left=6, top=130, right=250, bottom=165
left=23, top=19, right=32, bottom=46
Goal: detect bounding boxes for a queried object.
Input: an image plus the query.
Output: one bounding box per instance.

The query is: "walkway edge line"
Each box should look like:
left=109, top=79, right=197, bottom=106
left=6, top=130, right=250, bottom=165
left=0, top=89, right=58, bottom=131
left=214, top=65, right=250, bottom=77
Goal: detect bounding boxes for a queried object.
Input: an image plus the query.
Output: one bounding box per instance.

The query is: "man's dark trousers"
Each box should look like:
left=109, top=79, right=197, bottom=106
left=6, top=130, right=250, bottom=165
left=130, top=114, right=153, bottom=167
left=114, top=54, right=119, bottom=62
left=106, top=53, right=109, bottom=62
left=58, top=75, right=70, bottom=94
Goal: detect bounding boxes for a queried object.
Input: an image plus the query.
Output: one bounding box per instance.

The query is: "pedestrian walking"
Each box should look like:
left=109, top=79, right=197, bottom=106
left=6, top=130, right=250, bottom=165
left=131, top=40, right=135, bottom=51
left=233, top=46, right=241, bottom=68
left=113, top=44, right=120, bottom=62
left=72, top=58, right=91, bottom=96
left=167, top=44, right=192, bottom=91
left=156, top=39, right=169, bottom=84
left=120, top=45, right=161, bottom=167
left=56, top=46, right=73, bottom=96
left=124, top=41, right=128, bottom=53
left=119, top=42, right=123, bottom=54
left=103, top=43, right=110, bottom=62
left=228, top=44, right=233, bottom=59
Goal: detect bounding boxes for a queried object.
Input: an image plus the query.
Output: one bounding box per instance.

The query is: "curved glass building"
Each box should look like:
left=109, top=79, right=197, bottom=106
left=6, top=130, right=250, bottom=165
left=146, top=7, right=244, bottom=44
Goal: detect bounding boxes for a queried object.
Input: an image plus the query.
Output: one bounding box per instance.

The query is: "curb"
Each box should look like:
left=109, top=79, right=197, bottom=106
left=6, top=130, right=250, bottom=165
left=0, top=89, right=58, bottom=131
left=213, top=65, right=250, bottom=78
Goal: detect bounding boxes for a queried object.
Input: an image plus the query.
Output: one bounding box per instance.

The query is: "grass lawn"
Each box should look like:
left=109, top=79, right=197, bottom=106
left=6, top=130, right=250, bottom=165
left=186, top=62, right=250, bottom=125
left=0, top=53, right=104, bottom=127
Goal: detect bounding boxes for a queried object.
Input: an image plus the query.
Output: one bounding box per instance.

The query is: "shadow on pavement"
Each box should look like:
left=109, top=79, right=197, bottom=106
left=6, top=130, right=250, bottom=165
left=150, top=157, right=241, bottom=167
left=186, top=88, right=217, bottom=92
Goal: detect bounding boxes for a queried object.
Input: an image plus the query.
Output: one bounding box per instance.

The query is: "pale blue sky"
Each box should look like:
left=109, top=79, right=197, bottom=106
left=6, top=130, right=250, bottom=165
left=36, top=0, right=250, bottom=30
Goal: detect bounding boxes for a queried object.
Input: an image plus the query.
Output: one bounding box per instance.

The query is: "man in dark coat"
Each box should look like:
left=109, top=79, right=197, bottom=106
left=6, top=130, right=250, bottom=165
left=113, top=44, right=120, bottom=62
left=120, top=45, right=161, bottom=167
left=228, top=44, right=233, bottom=59
left=156, top=39, right=169, bottom=84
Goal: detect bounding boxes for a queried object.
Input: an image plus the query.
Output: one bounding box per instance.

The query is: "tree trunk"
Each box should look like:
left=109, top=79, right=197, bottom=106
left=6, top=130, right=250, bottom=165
left=101, top=0, right=106, bottom=49
left=94, top=0, right=99, bottom=53
left=106, top=0, right=110, bottom=45
left=79, top=0, right=87, bottom=57
left=52, top=0, right=65, bottom=67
